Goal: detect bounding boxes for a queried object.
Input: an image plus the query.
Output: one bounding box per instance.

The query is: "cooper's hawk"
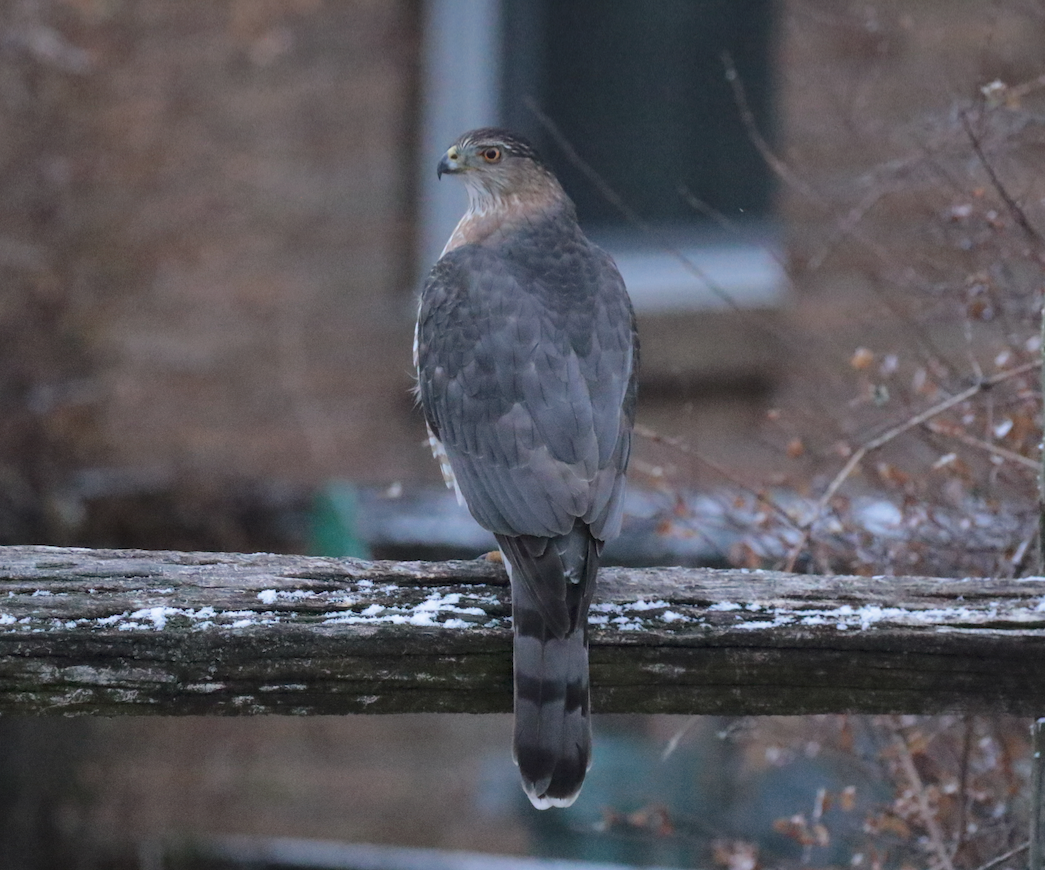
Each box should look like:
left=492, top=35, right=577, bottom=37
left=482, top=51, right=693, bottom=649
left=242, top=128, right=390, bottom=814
left=415, top=128, right=638, bottom=809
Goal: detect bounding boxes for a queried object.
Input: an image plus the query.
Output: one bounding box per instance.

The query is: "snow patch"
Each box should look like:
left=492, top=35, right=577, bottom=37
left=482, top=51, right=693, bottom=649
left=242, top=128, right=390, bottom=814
left=627, top=599, right=671, bottom=611
left=257, top=589, right=320, bottom=605
left=322, top=590, right=496, bottom=628
left=129, top=606, right=174, bottom=630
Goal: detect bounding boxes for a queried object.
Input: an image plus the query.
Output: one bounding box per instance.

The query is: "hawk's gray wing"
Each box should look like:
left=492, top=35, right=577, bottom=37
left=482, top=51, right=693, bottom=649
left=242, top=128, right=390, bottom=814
left=416, top=234, right=636, bottom=546
left=416, top=225, right=637, bottom=808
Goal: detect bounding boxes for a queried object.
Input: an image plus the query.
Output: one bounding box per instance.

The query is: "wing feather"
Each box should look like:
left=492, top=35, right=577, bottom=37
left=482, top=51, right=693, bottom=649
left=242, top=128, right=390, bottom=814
left=416, top=227, right=636, bottom=541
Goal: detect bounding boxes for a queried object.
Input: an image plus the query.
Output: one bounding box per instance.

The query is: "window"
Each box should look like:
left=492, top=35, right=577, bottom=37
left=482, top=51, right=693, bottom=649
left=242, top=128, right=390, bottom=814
left=418, top=0, right=784, bottom=316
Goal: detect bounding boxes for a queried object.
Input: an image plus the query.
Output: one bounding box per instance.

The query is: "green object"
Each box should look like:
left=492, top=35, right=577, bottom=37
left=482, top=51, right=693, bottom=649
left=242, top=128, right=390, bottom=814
left=310, top=482, right=371, bottom=558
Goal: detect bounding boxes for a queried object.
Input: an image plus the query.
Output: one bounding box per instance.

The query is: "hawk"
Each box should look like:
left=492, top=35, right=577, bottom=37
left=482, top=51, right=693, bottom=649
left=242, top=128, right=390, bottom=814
left=414, top=128, right=638, bottom=809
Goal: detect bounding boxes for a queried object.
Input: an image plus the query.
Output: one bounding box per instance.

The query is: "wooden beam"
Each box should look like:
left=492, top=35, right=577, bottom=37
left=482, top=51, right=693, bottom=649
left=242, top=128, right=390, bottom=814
left=1, top=545, right=1044, bottom=716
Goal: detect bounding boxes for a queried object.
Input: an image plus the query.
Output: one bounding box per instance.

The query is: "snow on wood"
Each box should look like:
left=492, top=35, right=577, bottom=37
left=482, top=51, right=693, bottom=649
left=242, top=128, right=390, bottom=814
left=1, top=545, right=1044, bottom=716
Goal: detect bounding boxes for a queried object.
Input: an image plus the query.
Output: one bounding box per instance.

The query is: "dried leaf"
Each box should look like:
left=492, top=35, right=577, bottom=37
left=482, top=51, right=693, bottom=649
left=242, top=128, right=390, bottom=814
left=965, top=297, right=993, bottom=320
left=730, top=541, right=762, bottom=570
left=867, top=811, right=912, bottom=840
left=851, top=347, right=875, bottom=370
left=712, top=840, right=758, bottom=870
left=876, top=463, right=910, bottom=486
left=839, top=718, right=855, bottom=753
left=904, top=729, right=931, bottom=755
left=774, top=814, right=815, bottom=845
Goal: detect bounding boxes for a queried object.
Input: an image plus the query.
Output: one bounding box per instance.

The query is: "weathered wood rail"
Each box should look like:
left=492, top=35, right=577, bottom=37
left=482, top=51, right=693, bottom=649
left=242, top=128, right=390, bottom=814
left=1, top=544, right=1044, bottom=716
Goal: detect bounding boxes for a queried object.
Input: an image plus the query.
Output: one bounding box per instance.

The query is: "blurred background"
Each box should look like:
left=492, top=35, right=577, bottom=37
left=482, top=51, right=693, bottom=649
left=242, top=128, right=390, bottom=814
left=1, top=0, right=1044, bottom=867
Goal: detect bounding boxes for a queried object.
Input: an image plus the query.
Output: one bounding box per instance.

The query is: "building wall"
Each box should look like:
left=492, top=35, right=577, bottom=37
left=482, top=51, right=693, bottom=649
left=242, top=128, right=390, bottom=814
left=8, top=0, right=1045, bottom=511
left=70, top=0, right=431, bottom=488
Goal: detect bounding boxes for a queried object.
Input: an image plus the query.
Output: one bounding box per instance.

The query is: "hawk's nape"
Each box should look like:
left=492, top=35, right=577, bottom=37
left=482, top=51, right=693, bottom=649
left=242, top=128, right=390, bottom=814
left=415, top=128, right=638, bottom=809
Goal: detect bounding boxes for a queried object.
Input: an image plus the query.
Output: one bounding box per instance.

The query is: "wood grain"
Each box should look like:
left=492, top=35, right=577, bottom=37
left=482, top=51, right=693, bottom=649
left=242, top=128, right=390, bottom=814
left=1, top=545, right=1043, bottom=715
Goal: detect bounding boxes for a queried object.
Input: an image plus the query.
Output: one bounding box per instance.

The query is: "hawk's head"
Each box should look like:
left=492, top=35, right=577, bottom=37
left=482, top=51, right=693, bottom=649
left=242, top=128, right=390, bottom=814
left=437, top=128, right=558, bottom=204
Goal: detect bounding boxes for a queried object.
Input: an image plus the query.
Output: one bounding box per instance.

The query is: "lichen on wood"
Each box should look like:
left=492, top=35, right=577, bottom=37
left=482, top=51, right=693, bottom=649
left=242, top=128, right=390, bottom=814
left=1, top=545, right=1044, bottom=716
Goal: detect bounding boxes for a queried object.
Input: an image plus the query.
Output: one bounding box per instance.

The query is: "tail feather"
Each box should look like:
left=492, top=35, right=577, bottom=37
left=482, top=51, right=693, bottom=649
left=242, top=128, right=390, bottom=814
left=496, top=524, right=599, bottom=809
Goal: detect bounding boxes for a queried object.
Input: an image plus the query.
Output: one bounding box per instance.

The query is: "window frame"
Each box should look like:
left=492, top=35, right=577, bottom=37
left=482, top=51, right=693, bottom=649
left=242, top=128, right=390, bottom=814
left=416, top=0, right=786, bottom=314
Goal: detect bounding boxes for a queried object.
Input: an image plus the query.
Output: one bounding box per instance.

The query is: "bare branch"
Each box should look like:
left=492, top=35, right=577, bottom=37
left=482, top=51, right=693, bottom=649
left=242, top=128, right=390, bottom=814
left=891, top=721, right=956, bottom=870
left=959, top=109, right=1045, bottom=248
left=720, top=51, right=823, bottom=204
left=633, top=423, right=801, bottom=532
left=925, top=421, right=1039, bottom=472
left=971, top=842, right=1030, bottom=870
left=785, top=360, right=1041, bottom=571
left=523, top=95, right=772, bottom=314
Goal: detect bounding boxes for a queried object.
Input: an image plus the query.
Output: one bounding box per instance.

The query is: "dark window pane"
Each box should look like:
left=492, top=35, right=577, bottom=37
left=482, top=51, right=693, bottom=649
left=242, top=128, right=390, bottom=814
left=503, top=0, right=776, bottom=228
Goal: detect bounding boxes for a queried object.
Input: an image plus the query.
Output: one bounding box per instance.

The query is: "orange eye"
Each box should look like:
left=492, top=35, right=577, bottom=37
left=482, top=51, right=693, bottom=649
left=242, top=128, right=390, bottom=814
left=481, top=147, right=502, bottom=163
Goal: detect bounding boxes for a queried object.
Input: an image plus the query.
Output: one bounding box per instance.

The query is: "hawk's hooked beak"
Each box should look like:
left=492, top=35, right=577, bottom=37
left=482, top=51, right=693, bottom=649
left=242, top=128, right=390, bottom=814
left=437, top=146, right=463, bottom=179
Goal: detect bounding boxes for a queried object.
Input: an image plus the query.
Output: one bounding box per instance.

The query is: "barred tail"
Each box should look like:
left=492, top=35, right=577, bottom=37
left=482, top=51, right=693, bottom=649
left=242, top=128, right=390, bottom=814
left=497, top=526, right=598, bottom=810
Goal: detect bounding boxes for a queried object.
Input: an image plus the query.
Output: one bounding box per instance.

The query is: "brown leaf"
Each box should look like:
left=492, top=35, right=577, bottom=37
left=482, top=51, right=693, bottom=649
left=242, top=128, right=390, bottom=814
left=712, top=840, right=759, bottom=870
left=850, top=347, right=875, bottom=370
left=876, top=462, right=910, bottom=487
left=773, top=814, right=814, bottom=845
left=839, top=718, right=855, bottom=753
left=868, top=811, right=912, bottom=840
left=730, top=541, right=763, bottom=570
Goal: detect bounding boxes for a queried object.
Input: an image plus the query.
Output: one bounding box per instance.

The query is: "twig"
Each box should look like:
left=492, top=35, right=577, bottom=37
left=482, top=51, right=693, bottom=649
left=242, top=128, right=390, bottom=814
left=891, top=723, right=956, bottom=870
left=1031, top=718, right=1045, bottom=870
left=628, top=459, right=735, bottom=564
left=1010, top=530, right=1035, bottom=577
left=720, top=51, right=822, bottom=204
left=723, top=53, right=970, bottom=381
left=723, top=43, right=955, bottom=376
left=802, top=786, right=828, bottom=865
left=953, top=716, right=973, bottom=857
left=1040, top=281, right=1045, bottom=576
left=959, top=109, right=1045, bottom=248
left=784, top=360, right=1041, bottom=571
left=660, top=716, right=700, bottom=762
left=523, top=95, right=768, bottom=313
left=1010, top=73, right=1045, bottom=102
left=972, top=841, right=1029, bottom=870
left=677, top=183, right=793, bottom=276
left=786, top=384, right=979, bottom=571
left=925, top=421, right=1040, bottom=471
left=634, top=423, right=800, bottom=532
left=805, top=182, right=894, bottom=273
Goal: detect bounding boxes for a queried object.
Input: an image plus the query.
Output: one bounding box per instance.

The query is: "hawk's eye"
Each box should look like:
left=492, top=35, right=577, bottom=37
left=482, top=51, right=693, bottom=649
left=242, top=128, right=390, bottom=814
left=481, top=147, right=503, bottom=163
